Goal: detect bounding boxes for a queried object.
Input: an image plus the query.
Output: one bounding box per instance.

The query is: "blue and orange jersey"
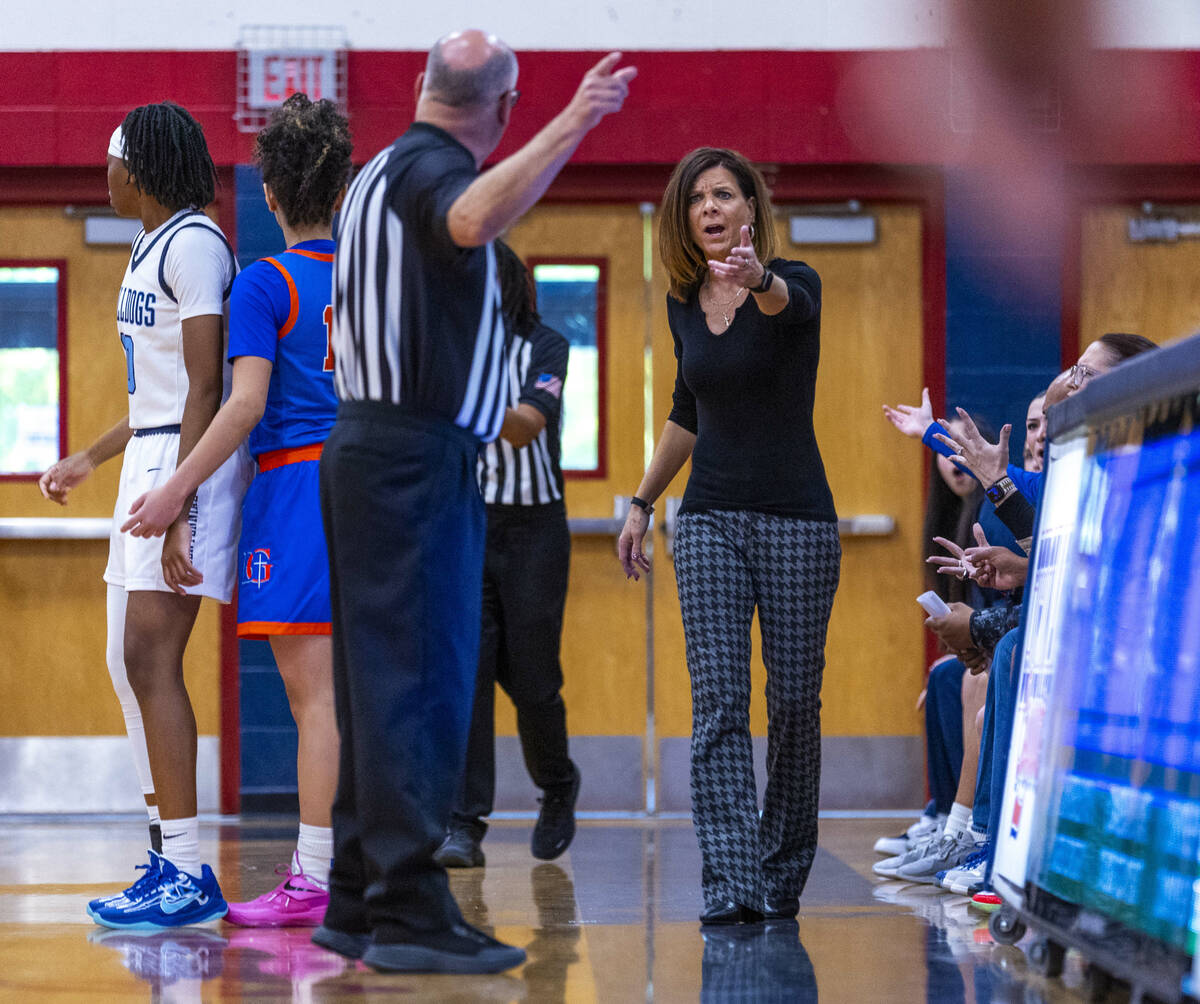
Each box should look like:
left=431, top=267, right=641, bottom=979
left=228, top=238, right=338, bottom=458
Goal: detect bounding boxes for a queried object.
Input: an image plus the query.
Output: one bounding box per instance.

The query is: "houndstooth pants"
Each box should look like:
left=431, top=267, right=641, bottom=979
left=674, top=509, right=841, bottom=910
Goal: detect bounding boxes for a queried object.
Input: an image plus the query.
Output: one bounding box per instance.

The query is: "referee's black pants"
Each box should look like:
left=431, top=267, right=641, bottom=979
left=319, top=402, right=484, bottom=938
left=451, top=500, right=574, bottom=834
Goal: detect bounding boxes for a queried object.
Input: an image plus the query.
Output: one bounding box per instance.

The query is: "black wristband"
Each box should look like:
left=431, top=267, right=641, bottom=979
left=751, top=268, right=774, bottom=294
left=630, top=495, right=654, bottom=515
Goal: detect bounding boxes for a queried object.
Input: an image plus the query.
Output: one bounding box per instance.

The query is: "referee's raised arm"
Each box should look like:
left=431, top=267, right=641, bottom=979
left=411, top=36, right=635, bottom=249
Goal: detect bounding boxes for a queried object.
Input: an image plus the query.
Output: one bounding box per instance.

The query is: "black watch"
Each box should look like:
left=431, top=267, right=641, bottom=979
left=985, top=476, right=1016, bottom=506
left=751, top=268, right=774, bottom=294
left=630, top=495, right=654, bottom=515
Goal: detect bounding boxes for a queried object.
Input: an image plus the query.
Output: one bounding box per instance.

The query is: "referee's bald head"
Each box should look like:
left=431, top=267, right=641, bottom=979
left=423, top=30, right=517, bottom=109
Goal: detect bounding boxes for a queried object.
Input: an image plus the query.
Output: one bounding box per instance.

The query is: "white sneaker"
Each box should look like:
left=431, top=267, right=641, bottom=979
left=873, top=814, right=941, bottom=857
left=895, top=829, right=984, bottom=885
left=939, top=845, right=990, bottom=894
left=873, top=827, right=943, bottom=878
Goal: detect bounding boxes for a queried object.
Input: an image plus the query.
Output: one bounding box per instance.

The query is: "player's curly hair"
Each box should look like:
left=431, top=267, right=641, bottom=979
left=119, top=102, right=217, bottom=212
left=495, top=240, right=540, bottom=336
left=254, top=93, right=352, bottom=228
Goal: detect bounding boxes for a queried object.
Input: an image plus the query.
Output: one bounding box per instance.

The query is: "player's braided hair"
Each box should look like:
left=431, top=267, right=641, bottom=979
left=120, top=102, right=216, bottom=211
left=254, top=93, right=352, bottom=228
left=495, top=240, right=540, bottom=336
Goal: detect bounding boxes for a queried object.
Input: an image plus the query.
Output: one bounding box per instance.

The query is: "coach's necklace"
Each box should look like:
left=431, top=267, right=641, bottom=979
left=704, top=283, right=745, bottom=329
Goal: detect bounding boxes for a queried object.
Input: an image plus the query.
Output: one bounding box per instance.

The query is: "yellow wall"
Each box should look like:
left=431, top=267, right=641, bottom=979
left=2, top=199, right=932, bottom=749
left=497, top=203, right=927, bottom=743
left=0, top=206, right=221, bottom=738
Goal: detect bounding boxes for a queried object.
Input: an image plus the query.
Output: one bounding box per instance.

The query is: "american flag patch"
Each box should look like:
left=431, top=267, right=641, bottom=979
left=535, top=373, right=563, bottom=398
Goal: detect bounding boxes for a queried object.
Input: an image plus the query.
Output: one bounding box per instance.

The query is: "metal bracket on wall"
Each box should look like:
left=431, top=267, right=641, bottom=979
left=0, top=517, right=111, bottom=539
left=837, top=514, right=896, bottom=536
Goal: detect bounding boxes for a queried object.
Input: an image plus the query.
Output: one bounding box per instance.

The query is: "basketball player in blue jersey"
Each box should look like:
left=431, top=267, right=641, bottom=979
left=39, top=102, right=252, bottom=928
left=122, top=94, right=352, bottom=928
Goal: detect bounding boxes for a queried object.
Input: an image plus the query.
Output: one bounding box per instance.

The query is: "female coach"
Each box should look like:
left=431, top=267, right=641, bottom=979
left=617, top=147, right=840, bottom=925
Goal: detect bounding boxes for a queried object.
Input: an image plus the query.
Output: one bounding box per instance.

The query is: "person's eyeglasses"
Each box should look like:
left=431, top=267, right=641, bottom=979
left=499, top=89, right=520, bottom=108
left=1068, top=362, right=1100, bottom=388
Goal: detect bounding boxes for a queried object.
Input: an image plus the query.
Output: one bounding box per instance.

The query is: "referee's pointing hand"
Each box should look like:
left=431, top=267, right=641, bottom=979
left=567, top=52, right=637, bottom=132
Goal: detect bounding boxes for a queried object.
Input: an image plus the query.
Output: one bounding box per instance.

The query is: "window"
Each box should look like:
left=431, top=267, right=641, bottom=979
left=0, top=263, right=65, bottom=478
left=531, top=260, right=606, bottom=478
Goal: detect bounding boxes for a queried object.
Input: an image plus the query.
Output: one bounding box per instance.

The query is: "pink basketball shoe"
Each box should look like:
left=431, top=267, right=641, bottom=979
left=225, top=855, right=328, bottom=928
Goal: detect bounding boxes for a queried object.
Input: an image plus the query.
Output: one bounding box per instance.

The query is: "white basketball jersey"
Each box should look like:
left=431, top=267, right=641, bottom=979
left=117, top=210, right=237, bottom=428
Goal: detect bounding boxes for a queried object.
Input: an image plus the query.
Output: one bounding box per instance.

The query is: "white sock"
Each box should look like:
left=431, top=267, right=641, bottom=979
left=295, top=823, right=332, bottom=887
left=944, top=802, right=973, bottom=841
left=147, top=803, right=161, bottom=828
left=161, top=817, right=202, bottom=876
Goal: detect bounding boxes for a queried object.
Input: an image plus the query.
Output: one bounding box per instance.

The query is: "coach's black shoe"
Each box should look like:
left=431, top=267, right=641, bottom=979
left=434, top=825, right=485, bottom=868
left=531, top=763, right=580, bottom=861
left=700, top=900, right=765, bottom=926
left=363, top=922, right=526, bottom=974
left=761, top=895, right=799, bottom=920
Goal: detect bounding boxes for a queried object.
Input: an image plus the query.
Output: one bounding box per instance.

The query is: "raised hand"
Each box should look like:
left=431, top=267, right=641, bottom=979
left=882, top=387, right=935, bottom=440
left=932, top=408, right=1010, bottom=487
left=707, top=225, right=763, bottom=285
left=567, top=52, right=637, bottom=132
left=926, top=535, right=979, bottom=581
left=964, top=522, right=1029, bottom=591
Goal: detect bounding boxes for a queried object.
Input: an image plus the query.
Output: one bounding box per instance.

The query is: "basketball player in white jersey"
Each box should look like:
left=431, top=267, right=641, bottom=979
left=39, top=102, right=252, bottom=928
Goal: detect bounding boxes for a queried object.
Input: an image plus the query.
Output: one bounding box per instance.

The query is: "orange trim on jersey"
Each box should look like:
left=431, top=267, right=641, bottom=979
left=257, top=442, right=324, bottom=472
left=285, top=249, right=334, bottom=262
left=263, top=256, right=300, bottom=338
left=238, top=621, right=332, bottom=639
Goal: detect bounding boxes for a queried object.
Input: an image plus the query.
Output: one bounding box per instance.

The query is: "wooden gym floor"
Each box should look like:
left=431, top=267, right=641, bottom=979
left=0, top=815, right=1094, bottom=1002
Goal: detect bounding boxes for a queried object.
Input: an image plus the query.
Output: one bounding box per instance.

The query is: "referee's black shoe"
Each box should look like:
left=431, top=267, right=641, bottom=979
left=531, top=762, right=581, bottom=860
left=364, top=921, right=525, bottom=974
left=433, top=825, right=485, bottom=869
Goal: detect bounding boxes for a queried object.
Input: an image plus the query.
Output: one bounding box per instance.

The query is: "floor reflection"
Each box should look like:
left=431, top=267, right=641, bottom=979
left=1, top=818, right=1110, bottom=1002
left=701, top=921, right=816, bottom=1002
left=523, top=864, right=581, bottom=1003
left=87, top=925, right=228, bottom=995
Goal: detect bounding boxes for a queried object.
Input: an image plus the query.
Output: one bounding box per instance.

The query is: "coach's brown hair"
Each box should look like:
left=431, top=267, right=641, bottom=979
left=659, top=147, right=776, bottom=301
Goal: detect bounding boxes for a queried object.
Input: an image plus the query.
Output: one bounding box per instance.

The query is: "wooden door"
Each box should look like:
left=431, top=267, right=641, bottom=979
left=1079, top=205, right=1200, bottom=349
left=502, top=205, right=650, bottom=810
left=650, top=204, right=929, bottom=810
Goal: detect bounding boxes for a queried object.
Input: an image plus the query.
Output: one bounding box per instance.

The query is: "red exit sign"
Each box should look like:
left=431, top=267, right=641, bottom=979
left=246, top=49, right=339, bottom=109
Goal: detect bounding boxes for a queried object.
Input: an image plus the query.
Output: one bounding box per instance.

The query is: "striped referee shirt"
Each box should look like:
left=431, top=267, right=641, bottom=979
left=330, top=123, right=508, bottom=442
left=479, top=321, right=570, bottom=505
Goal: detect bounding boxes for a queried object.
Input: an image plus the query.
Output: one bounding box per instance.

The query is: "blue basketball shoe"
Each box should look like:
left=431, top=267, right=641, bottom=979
left=87, top=851, right=164, bottom=919
left=92, top=856, right=228, bottom=929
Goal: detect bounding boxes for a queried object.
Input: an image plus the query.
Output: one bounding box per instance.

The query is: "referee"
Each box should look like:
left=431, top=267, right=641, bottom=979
left=436, top=242, right=578, bottom=870
left=315, top=30, right=634, bottom=975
